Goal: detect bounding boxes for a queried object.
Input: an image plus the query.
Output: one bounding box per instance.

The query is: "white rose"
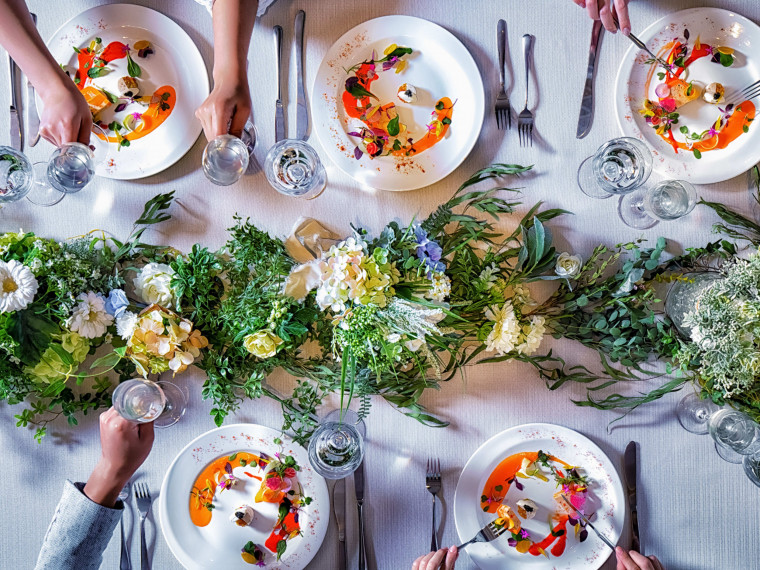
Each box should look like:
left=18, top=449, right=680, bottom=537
left=555, top=252, right=582, bottom=278
left=134, top=263, right=176, bottom=307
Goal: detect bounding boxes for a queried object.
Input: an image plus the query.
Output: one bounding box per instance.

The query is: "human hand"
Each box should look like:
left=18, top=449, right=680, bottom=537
left=571, top=0, right=631, bottom=35
left=195, top=69, right=252, bottom=140
left=412, top=546, right=458, bottom=570
left=615, top=546, right=665, bottom=570
left=37, top=79, right=92, bottom=147
left=83, top=407, right=154, bottom=507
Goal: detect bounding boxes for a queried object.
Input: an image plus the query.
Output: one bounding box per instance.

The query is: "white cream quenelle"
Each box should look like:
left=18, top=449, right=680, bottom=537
left=230, top=504, right=256, bottom=527
left=397, top=83, right=418, bottom=104
left=516, top=498, right=538, bottom=519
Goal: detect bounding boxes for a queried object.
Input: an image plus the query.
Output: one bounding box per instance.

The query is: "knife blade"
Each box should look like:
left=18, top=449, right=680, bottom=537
left=273, top=25, right=285, bottom=143
left=354, top=418, right=367, bottom=570
left=27, top=13, right=40, bottom=147
left=560, top=495, right=616, bottom=551
left=624, top=441, right=641, bottom=553
left=333, top=478, right=347, bottom=570
left=294, top=10, right=308, bottom=141
left=576, top=19, right=603, bottom=139
left=8, top=53, right=23, bottom=151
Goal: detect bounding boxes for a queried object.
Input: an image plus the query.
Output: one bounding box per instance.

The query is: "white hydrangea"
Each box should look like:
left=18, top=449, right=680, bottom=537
left=67, top=292, right=114, bottom=339
left=134, top=263, right=176, bottom=307
left=116, top=311, right=139, bottom=340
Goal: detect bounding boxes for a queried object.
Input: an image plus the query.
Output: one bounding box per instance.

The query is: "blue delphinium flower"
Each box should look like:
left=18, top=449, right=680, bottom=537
left=105, top=289, right=129, bottom=317
left=413, top=225, right=445, bottom=275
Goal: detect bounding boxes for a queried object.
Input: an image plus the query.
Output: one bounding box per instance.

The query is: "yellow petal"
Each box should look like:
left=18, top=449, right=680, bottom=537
left=383, top=44, right=397, bottom=56
left=717, top=46, right=734, bottom=55
left=395, top=60, right=407, bottom=74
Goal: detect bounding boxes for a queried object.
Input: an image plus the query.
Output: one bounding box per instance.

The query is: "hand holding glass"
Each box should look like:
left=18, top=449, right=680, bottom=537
left=112, top=377, right=187, bottom=428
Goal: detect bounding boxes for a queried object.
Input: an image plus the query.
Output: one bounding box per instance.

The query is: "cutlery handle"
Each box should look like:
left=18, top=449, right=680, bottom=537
left=631, top=507, right=640, bottom=552
left=497, top=19, right=506, bottom=91
left=120, top=517, right=131, bottom=570
left=338, top=539, right=347, bottom=570
left=430, top=495, right=438, bottom=551
left=140, top=518, right=149, bottom=570
left=522, top=34, right=534, bottom=108
left=357, top=503, right=366, bottom=570
left=274, top=25, right=283, bottom=101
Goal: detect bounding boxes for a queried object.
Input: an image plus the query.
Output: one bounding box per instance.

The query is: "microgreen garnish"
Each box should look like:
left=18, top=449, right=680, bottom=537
left=126, top=52, right=142, bottom=78
left=345, top=76, right=376, bottom=100
left=387, top=115, right=400, bottom=136
left=100, top=89, right=119, bottom=105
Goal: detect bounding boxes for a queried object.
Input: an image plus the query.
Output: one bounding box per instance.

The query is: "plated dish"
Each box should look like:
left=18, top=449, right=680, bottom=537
left=312, top=15, right=484, bottom=192
left=159, top=424, right=329, bottom=569
left=454, top=424, right=624, bottom=570
left=40, top=4, right=209, bottom=180
left=615, top=7, right=760, bottom=184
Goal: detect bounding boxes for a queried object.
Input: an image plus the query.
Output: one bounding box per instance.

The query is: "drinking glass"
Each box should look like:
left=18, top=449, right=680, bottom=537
left=0, top=147, right=33, bottom=203
left=307, top=409, right=364, bottom=479
left=618, top=179, right=697, bottom=229
left=577, top=137, right=653, bottom=199
left=112, top=377, right=188, bottom=428
left=676, top=392, right=721, bottom=434
left=743, top=450, right=760, bottom=488
left=264, top=139, right=326, bottom=199
left=708, top=409, right=760, bottom=464
left=202, top=134, right=250, bottom=186
left=664, top=272, right=722, bottom=339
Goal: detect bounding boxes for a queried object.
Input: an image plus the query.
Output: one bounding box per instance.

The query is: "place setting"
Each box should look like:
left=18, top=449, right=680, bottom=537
left=3, top=2, right=760, bottom=570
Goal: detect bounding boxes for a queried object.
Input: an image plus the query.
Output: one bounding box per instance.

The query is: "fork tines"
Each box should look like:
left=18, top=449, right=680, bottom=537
left=426, top=458, right=441, bottom=484
left=484, top=520, right=508, bottom=541
left=495, top=96, right=511, bottom=131
left=725, top=79, right=760, bottom=106
left=518, top=111, right=534, bottom=147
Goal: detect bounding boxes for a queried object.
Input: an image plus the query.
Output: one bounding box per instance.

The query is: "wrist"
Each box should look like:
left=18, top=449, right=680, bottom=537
left=212, top=62, right=247, bottom=85
left=36, top=71, right=78, bottom=104
left=83, top=459, right=132, bottom=507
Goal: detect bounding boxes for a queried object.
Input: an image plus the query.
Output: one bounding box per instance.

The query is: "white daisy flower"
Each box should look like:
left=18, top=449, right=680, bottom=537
left=116, top=311, right=139, bottom=340
left=67, top=292, right=114, bottom=339
left=0, top=260, right=38, bottom=313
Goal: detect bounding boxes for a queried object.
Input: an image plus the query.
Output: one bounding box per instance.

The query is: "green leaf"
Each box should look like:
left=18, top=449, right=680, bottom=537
left=90, top=351, right=122, bottom=370
left=126, top=53, right=142, bottom=78
left=387, top=115, right=400, bottom=137
left=100, top=89, right=119, bottom=105
left=346, top=82, right=376, bottom=100
left=87, top=65, right=110, bottom=78
left=693, top=149, right=702, bottom=159
left=276, top=539, right=287, bottom=560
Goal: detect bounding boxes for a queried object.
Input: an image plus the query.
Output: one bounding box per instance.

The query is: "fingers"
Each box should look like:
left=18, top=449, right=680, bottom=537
left=615, top=546, right=641, bottom=570
left=228, top=105, right=250, bottom=139
left=412, top=554, right=424, bottom=570
left=630, top=550, right=657, bottom=569
left=77, top=113, right=94, bottom=146
left=599, top=0, right=617, bottom=32
left=444, top=546, right=458, bottom=570
left=614, top=0, right=631, bottom=35
left=585, top=0, right=600, bottom=23
left=649, top=556, right=664, bottom=570
left=139, top=419, right=155, bottom=446
left=572, top=0, right=586, bottom=8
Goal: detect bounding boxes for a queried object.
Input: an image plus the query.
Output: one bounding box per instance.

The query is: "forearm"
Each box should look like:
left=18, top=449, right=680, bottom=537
left=0, top=0, right=72, bottom=99
left=211, top=0, right=258, bottom=81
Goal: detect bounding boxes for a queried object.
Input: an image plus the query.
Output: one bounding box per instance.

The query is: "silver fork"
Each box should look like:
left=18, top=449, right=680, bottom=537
left=425, top=458, right=441, bottom=551
left=456, top=521, right=508, bottom=550
left=518, top=34, right=535, bottom=147
left=725, top=79, right=760, bottom=106
left=134, top=482, right=153, bottom=570
left=495, top=19, right=511, bottom=130
left=118, top=482, right=132, bottom=570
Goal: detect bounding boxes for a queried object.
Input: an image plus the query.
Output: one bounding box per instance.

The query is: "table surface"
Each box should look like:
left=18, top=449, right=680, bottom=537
left=2, top=1, right=760, bottom=569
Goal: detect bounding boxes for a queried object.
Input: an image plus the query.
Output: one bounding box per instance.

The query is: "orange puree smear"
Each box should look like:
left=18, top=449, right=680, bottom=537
left=189, top=451, right=263, bottom=527
left=660, top=100, right=755, bottom=153
left=97, top=86, right=177, bottom=142
left=392, top=97, right=454, bottom=157
left=265, top=512, right=300, bottom=553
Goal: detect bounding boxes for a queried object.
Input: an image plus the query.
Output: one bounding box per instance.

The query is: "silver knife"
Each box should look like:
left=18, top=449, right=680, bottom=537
left=8, top=52, right=23, bottom=151
left=332, top=478, right=347, bottom=570
left=624, top=441, right=641, bottom=553
left=294, top=10, right=308, bottom=141
left=27, top=13, right=41, bottom=147
left=274, top=25, right=285, bottom=143
left=576, top=19, right=603, bottom=139
left=354, top=419, right=367, bottom=570
left=560, top=495, right=616, bottom=551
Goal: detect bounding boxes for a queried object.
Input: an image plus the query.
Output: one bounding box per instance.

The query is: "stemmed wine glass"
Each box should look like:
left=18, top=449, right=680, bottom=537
left=577, top=137, right=652, bottom=199
left=708, top=409, right=760, bottom=464
left=112, top=376, right=188, bottom=428
left=676, top=392, right=720, bottom=434
left=201, top=124, right=255, bottom=186
left=618, top=179, right=697, bottom=229
left=307, top=408, right=364, bottom=479
left=264, top=139, right=326, bottom=199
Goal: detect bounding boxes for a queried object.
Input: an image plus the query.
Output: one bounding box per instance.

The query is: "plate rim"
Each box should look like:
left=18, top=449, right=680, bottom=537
left=453, top=422, right=624, bottom=570
left=158, top=422, right=329, bottom=570
left=311, top=14, right=485, bottom=192
left=39, top=3, right=209, bottom=180
left=614, top=6, right=760, bottom=184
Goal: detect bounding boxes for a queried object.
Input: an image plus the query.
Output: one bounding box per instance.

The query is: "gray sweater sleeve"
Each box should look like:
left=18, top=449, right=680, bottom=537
left=35, top=480, right=123, bottom=570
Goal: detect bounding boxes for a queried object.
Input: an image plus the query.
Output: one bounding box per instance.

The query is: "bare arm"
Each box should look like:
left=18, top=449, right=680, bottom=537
left=0, top=0, right=92, bottom=145
left=195, top=0, right=258, bottom=139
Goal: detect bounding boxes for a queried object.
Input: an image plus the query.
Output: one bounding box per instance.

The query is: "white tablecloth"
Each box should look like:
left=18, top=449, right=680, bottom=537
left=1, top=1, right=759, bottom=569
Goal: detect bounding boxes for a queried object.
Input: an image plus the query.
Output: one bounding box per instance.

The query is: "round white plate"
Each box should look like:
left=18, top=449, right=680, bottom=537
left=159, top=424, right=329, bottom=570
left=453, top=423, right=624, bottom=570
left=615, top=7, right=760, bottom=184
left=40, top=4, right=209, bottom=180
left=312, top=15, right=484, bottom=191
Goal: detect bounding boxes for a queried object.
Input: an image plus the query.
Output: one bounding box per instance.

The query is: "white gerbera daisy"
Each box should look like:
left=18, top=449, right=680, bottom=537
left=0, top=260, right=38, bottom=313
left=67, top=292, right=114, bottom=339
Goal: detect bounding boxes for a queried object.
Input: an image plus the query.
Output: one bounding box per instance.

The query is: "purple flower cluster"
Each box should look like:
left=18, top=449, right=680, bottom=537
left=414, top=225, right=445, bottom=275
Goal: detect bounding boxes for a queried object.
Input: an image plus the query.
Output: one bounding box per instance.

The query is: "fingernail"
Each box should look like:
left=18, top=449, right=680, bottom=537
left=449, top=546, right=457, bottom=553
left=579, top=1, right=586, bottom=7
left=623, top=26, right=631, bottom=35
left=615, top=546, right=623, bottom=553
